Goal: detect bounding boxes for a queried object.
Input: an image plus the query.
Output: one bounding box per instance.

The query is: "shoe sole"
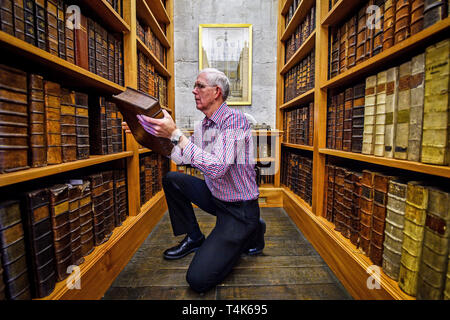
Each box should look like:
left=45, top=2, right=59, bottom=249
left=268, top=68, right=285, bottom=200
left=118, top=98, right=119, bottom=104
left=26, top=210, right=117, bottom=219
left=163, top=247, right=200, bottom=260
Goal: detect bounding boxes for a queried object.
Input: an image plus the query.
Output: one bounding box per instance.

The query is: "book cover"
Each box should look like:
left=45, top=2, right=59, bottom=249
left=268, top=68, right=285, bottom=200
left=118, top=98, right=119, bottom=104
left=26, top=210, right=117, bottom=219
left=423, top=0, right=448, bottom=28
left=28, top=73, right=47, bottom=168
left=23, top=0, right=35, bottom=45
left=0, top=0, right=14, bottom=35
left=352, top=82, right=365, bottom=153
left=35, top=0, right=46, bottom=51
left=75, top=92, right=89, bottom=160
left=374, top=71, right=387, bottom=157
left=359, top=170, right=375, bottom=256
left=408, top=53, right=425, bottom=162
left=46, top=0, right=58, bottom=56
left=411, top=0, right=425, bottom=35
left=13, top=0, right=25, bottom=41
left=79, top=180, right=94, bottom=257
left=343, top=87, right=353, bottom=152
left=44, top=81, right=62, bottom=165
left=394, top=0, right=411, bottom=44
left=362, top=75, right=377, bottom=155
left=67, top=182, right=84, bottom=266
left=394, top=60, right=412, bottom=160
left=384, top=66, right=399, bottom=158
left=60, top=89, right=77, bottom=163
left=383, top=0, right=395, bottom=50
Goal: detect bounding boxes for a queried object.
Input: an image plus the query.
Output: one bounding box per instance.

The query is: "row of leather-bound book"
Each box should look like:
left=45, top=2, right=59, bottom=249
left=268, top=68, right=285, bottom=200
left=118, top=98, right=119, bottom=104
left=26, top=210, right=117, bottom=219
left=281, top=150, right=313, bottom=206
left=137, top=51, right=169, bottom=109
left=283, top=102, right=314, bottom=147
left=283, top=49, right=315, bottom=103
left=329, top=0, right=448, bottom=79
left=137, top=18, right=167, bottom=67
left=0, top=0, right=124, bottom=86
left=327, top=39, right=450, bottom=166
left=139, top=153, right=169, bottom=207
left=0, top=165, right=128, bottom=299
left=285, top=0, right=308, bottom=28
left=325, top=163, right=450, bottom=299
left=0, top=64, right=124, bottom=174
left=285, top=4, right=315, bottom=63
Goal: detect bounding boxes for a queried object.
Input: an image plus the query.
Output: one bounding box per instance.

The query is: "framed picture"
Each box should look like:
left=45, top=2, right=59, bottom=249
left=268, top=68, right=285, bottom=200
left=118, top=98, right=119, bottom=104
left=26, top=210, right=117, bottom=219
left=199, top=24, right=252, bottom=105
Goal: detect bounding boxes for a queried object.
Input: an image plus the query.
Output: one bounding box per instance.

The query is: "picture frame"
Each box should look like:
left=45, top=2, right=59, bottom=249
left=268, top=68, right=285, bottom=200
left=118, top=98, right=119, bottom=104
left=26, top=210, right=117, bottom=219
left=199, top=24, right=252, bottom=105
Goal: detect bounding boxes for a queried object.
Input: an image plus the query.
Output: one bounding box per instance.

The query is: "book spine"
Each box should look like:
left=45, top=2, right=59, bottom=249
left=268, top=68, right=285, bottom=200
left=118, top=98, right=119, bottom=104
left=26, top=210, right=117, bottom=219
left=75, top=12, right=88, bottom=70
left=352, top=82, right=365, bottom=153
left=347, top=14, right=357, bottom=69
left=383, top=0, right=396, bottom=50
left=333, top=167, right=346, bottom=233
left=384, top=67, right=399, bottom=158
left=374, top=71, right=387, bottom=157
left=411, top=0, right=425, bottom=36
left=44, top=81, right=62, bottom=165
left=335, top=92, right=345, bottom=150
left=359, top=170, right=375, bottom=255
left=13, top=0, right=25, bottom=41
left=394, top=60, right=411, bottom=159
left=46, top=0, right=58, bottom=56
left=338, top=22, right=348, bottom=74
left=67, top=184, right=83, bottom=266
left=356, top=4, right=367, bottom=64
left=60, top=89, right=77, bottom=163
left=394, top=0, right=411, bottom=44
left=89, top=173, right=106, bottom=246
left=343, top=87, right=353, bottom=152
left=107, top=34, right=115, bottom=83
left=330, top=27, right=340, bottom=78
left=362, top=75, right=377, bottom=155
left=75, top=92, right=89, bottom=160
left=56, top=0, right=65, bottom=60
left=407, top=53, right=425, bottom=162
left=35, top=0, right=46, bottom=51
left=308, top=101, right=314, bottom=146
left=0, top=251, right=5, bottom=299
left=421, top=39, right=450, bottom=165
left=28, top=73, right=47, bottom=168
left=79, top=180, right=94, bottom=257
left=0, top=0, right=14, bottom=35
left=350, top=172, right=363, bottom=247
left=102, top=171, right=115, bottom=237
left=423, top=0, right=448, bottom=29
left=341, top=170, right=354, bottom=239
left=371, top=0, right=385, bottom=57
left=64, top=2, right=74, bottom=64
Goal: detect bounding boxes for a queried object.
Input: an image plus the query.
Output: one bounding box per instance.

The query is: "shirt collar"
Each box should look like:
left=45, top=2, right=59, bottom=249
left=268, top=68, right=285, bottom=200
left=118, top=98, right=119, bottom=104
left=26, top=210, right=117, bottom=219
left=202, top=102, right=228, bottom=127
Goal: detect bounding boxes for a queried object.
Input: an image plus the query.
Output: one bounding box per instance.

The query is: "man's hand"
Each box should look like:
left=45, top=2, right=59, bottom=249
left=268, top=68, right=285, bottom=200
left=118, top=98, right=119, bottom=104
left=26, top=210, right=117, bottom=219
left=137, top=109, right=177, bottom=139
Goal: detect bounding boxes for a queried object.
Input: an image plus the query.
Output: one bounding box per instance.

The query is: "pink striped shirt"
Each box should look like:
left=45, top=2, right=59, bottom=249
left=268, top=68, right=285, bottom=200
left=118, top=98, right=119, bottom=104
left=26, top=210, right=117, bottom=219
left=171, top=102, right=259, bottom=202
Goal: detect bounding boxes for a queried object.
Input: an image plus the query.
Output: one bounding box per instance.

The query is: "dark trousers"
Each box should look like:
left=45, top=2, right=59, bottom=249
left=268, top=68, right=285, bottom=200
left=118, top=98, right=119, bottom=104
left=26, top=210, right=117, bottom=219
left=162, top=171, right=261, bottom=293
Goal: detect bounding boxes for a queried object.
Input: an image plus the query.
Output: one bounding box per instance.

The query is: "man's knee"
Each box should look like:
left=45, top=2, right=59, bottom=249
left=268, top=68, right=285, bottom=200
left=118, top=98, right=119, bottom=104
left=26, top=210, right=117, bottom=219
left=162, top=171, right=180, bottom=187
left=186, top=268, right=213, bottom=293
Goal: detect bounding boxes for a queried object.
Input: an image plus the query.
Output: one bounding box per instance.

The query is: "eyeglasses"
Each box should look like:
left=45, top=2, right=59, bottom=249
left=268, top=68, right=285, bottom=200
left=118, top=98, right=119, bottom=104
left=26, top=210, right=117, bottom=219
left=193, top=82, right=216, bottom=90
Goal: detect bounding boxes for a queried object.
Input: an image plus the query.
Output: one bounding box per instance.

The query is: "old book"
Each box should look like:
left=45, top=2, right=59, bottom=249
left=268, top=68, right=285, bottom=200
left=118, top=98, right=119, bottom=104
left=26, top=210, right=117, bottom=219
left=335, top=91, right=345, bottom=150
left=343, top=87, right=353, bottom=152
left=384, top=67, right=399, bottom=158
left=35, top=0, right=46, bottom=51
left=341, top=170, right=355, bottom=239
left=394, top=60, right=412, bottom=160
left=308, top=102, right=314, bottom=146
left=394, top=0, right=411, bottom=44
left=75, top=12, right=89, bottom=70
left=111, top=87, right=174, bottom=156
left=56, top=0, right=65, bottom=60
left=362, top=75, right=377, bottom=155
left=383, top=179, right=408, bottom=280
left=371, top=0, right=385, bottom=56
left=88, top=96, right=107, bottom=155
left=0, top=64, right=29, bottom=173
left=421, top=39, right=450, bottom=165
left=347, top=14, right=357, bottom=69
left=333, top=166, right=346, bottom=233
left=350, top=172, right=362, bottom=247
left=411, top=0, right=425, bottom=35
left=113, top=163, right=127, bottom=226
left=13, top=0, right=25, bottom=41
left=424, top=0, right=448, bottom=28
left=0, top=0, right=14, bottom=35
left=359, top=170, right=375, bottom=256
left=67, top=182, right=84, bottom=266
left=102, top=170, right=115, bottom=239
left=60, top=89, right=77, bottom=163
left=374, top=71, right=387, bottom=157
left=48, top=184, right=72, bottom=282
left=330, top=27, right=340, bottom=78
left=370, top=173, right=392, bottom=266
left=105, top=101, right=114, bottom=154
left=89, top=173, right=106, bottom=246
left=64, top=2, right=75, bottom=64
left=23, top=0, right=35, bottom=45
left=75, top=92, right=89, bottom=160
left=44, top=81, right=62, bottom=165
left=0, top=251, right=4, bottom=299
left=398, top=181, right=429, bottom=296
left=28, top=73, right=47, bottom=168
left=365, top=0, right=375, bottom=60
left=445, top=253, right=450, bottom=299
left=0, top=200, right=31, bottom=300
left=21, top=188, right=56, bottom=298
left=339, top=22, right=348, bottom=74
left=107, top=34, right=115, bottom=83
left=79, top=180, right=94, bottom=257
left=383, top=0, right=396, bottom=50
left=408, top=53, right=425, bottom=162
left=352, top=82, right=365, bottom=153
left=327, top=94, right=337, bottom=149
left=46, top=0, right=58, bottom=56
left=325, top=164, right=335, bottom=223
left=416, top=186, right=450, bottom=300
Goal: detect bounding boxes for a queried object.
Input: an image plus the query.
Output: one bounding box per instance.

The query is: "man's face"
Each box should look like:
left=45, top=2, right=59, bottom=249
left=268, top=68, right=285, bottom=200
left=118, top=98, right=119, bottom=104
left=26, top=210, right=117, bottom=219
left=192, top=73, right=218, bottom=112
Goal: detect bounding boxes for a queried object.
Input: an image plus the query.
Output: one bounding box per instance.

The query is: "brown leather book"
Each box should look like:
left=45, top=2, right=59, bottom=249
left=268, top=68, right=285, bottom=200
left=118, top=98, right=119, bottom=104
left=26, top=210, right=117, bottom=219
left=359, top=170, right=375, bottom=256
left=102, top=170, right=115, bottom=239
left=13, top=0, right=25, bottom=41
left=330, top=26, right=340, bottom=78
left=107, top=34, right=115, bottom=83
left=88, top=96, right=107, bottom=155
left=394, top=0, right=411, bottom=44
left=79, top=180, right=94, bottom=257
left=75, top=12, right=89, bottom=70
left=21, top=188, right=56, bottom=298
left=105, top=101, right=114, bottom=154
left=371, top=0, right=385, bottom=56
left=23, top=0, right=35, bottom=45
left=60, top=89, right=77, bottom=163
left=35, top=0, right=47, bottom=51
left=327, top=93, right=337, bottom=149
left=308, top=102, right=314, bottom=146
left=67, top=182, right=84, bottom=266
left=0, top=64, right=29, bottom=173
left=48, top=184, right=72, bottom=282
left=333, top=166, right=346, bottom=233
left=56, top=0, right=65, bottom=60
left=365, top=0, right=374, bottom=60
left=370, top=173, right=392, bottom=266
left=383, top=0, right=396, bottom=50
left=424, top=0, right=448, bottom=28
left=28, top=73, right=47, bottom=168
left=117, top=36, right=124, bottom=86
left=144, top=156, right=152, bottom=203
left=0, top=200, right=31, bottom=300
left=342, top=170, right=355, bottom=239
left=0, top=251, right=5, bottom=299
left=64, top=2, right=75, bottom=64
left=74, top=92, right=89, bottom=160
left=335, top=91, right=345, bottom=150
left=343, top=87, right=354, bottom=152
left=88, top=173, right=106, bottom=246
left=0, top=0, right=14, bottom=35
left=113, top=163, right=127, bottom=226
left=44, top=81, right=62, bottom=165
left=362, top=75, right=377, bottom=155
left=325, top=164, right=335, bottom=223
left=411, top=0, right=425, bottom=35
left=350, top=172, right=363, bottom=248
left=111, top=87, right=174, bottom=157
left=46, top=0, right=58, bottom=56
left=339, top=22, right=348, bottom=74
left=347, top=14, right=358, bottom=69
left=352, top=82, right=365, bottom=153
left=356, top=4, right=368, bottom=64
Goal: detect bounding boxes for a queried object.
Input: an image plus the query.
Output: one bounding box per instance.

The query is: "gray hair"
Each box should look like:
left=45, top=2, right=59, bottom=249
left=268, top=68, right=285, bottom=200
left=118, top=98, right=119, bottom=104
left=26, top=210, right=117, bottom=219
left=199, top=68, right=230, bottom=101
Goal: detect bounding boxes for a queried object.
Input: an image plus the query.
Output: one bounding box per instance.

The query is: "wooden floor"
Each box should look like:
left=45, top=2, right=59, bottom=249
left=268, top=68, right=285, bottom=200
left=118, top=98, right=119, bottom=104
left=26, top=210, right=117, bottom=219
left=102, top=207, right=352, bottom=300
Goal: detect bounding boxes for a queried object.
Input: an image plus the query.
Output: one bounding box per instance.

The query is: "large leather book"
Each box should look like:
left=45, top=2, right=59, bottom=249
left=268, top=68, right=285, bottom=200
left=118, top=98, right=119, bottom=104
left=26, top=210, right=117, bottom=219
left=111, top=87, right=174, bottom=157
left=105, top=101, right=114, bottom=154
left=330, top=27, right=340, bottom=78
left=28, top=73, right=47, bottom=168
left=44, top=80, right=62, bottom=165
left=333, top=166, right=346, bottom=233
left=424, top=0, right=448, bottom=28
left=102, top=170, right=115, bottom=239
left=21, top=188, right=56, bottom=298
left=0, top=200, right=31, bottom=300
left=365, top=0, right=374, bottom=60
left=0, top=251, right=5, bottom=299
left=335, top=91, right=345, bottom=150
left=60, top=89, right=77, bottom=163
left=56, top=0, right=65, bottom=60
left=371, top=0, right=385, bottom=57
left=88, top=96, right=107, bottom=155
left=75, top=92, right=89, bottom=160
left=374, top=71, right=387, bottom=157
left=0, top=0, right=14, bottom=35
left=362, top=75, right=377, bottom=155
left=338, top=22, right=348, bottom=74
left=394, top=0, right=410, bottom=44
left=408, top=53, right=425, bottom=162
left=13, top=0, right=25, bottom=41
left=416, top=186, right=450, bottom=300
left=48, top=184, right=72, bottom=282
left=356, top=3, right=367, bottom=64
left=75, top=12, right=88, bottom=70
left=117, top=36, right=124, bottom=86
left=107, top=33, right=115, bottom=83
left=394, top=60, right=411, bottom=160
left=88, top=173, right=106, bottom=246
left=79, top=180, right=94, bottom=257
left=341, top=170, right=354, bottom=239
left=0, top=64, right=29, bottom=173
left=421, top=39, right=450, bottom=165
left=343, top=87, right=353, bottom=152
left=325, top=164, right=335, bottom=223
left=352, top=82, right=365, bottom=153
left=411, top=0, right=425, bottom=35
left=398, top=181, right=429, bottom=296
left=113, top=164, right=127, bottom=226
left=45, top=0, right=58, bottom=56
left=359, top=170, right=375, bottom=256
left=384, top=67, right=399, bottom=158
left=383, top=0, right=396, bottom=50
left=67, top=182, right=83, bottom=266
left=445, top=254, right=450, bottom=299
left=370, top=173, right=392, bottom=266
left=23, top=0, right=35, bottom=45
left=34, top=0, right=46, bottom=50
left=64, top=2, right=74, bottom=64
left=347, top=14, right=357, bottom=69
left=139, top=156, right=146, bottom=205
left=327, top=94, right=337, bottom=149
left=350, top=172, right=363, bottom=247
left=308, top=102, right=314, bottom=146
left=383, top=178, right=408, bottom=280
left=304, top=158, right=313, bottom=205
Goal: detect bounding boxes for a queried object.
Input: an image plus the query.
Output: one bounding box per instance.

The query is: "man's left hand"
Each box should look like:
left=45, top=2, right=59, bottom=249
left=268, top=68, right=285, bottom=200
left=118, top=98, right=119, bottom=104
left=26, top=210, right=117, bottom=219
left=137, top=109, right=176, bottom=139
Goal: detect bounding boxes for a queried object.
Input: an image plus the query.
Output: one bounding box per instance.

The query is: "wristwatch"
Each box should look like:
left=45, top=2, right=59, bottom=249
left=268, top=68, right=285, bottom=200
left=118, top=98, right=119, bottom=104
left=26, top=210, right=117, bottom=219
left=170, top=129, right=183, bottom=146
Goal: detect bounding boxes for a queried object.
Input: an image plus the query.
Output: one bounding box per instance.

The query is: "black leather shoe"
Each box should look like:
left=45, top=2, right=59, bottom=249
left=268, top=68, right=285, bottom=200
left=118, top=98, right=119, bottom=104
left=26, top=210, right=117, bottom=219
left=163, top=235, right=205, bottom=260
left=245, top=219, right=266, bottom=256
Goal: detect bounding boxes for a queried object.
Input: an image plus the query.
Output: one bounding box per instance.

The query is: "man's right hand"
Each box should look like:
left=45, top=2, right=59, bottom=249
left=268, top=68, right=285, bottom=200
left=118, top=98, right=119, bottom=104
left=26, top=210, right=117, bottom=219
left=121, top=122, right=131, bottom=134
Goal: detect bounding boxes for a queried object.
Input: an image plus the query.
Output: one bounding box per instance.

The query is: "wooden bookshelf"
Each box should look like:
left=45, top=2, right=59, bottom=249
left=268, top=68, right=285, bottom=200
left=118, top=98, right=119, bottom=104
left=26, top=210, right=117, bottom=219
left=279, top=88, right=314, bottom=109
left=281, top=0, right=316, bottom=41
left=145, top=0, right=170, bottom=25
left=282, top=142, right=314, bottom=152
left=137, top=0, right=171, bottom=48
left=80, top=0, right=131, bottom=33
left=281, top=30, right=316, bottom=74
left=137, top=37, right=171, bottom=77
